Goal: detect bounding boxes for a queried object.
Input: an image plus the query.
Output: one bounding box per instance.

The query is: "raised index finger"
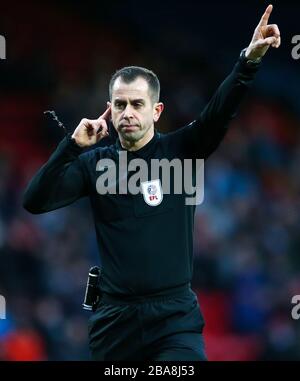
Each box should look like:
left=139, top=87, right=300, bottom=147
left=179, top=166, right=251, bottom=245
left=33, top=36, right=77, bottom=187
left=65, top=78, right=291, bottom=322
left=98, top=105, right=111, bottom=121
left=257, top=4, right=273, bottom=27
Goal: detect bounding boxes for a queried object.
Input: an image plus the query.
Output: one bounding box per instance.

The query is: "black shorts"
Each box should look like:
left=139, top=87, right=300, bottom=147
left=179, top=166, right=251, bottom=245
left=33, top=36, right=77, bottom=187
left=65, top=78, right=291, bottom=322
left=88, top=286, right=207, bottom=361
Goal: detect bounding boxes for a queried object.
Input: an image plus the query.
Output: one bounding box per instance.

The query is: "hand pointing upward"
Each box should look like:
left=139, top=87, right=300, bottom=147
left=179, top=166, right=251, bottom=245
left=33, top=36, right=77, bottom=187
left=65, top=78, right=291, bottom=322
left=245, top=4, right=281, bottom=61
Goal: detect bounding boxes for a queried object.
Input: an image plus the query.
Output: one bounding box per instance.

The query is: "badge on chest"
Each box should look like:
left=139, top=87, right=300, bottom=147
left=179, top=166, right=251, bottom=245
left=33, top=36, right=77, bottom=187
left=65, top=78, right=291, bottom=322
left=141, top=179, right=163, bottom=206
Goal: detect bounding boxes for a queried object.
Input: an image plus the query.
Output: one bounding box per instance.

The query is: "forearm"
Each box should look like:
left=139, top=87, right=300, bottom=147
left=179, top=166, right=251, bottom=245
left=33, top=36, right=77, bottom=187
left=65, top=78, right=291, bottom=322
left=199, top=50, right=261, bottom=128
left=182, top=50, right=262, bottom=158
left=23, top=134, right=88, bottom=214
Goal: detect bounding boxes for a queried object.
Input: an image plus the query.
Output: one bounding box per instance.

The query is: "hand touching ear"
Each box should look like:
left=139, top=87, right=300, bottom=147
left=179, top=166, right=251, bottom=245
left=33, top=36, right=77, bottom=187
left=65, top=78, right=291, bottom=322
left=72, top=106, right=111, bottom=148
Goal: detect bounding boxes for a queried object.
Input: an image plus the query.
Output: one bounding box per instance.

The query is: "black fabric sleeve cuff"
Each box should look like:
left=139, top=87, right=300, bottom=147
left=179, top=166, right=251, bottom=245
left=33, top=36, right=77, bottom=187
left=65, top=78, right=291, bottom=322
left=235, top=48, right=262, bottom=75
left=63, top=133, right=84, bottom=155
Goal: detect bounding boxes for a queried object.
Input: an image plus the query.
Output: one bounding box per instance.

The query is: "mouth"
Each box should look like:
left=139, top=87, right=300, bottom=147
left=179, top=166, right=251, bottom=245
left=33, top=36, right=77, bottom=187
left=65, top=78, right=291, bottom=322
left=120, top=125, right=139, bottom=132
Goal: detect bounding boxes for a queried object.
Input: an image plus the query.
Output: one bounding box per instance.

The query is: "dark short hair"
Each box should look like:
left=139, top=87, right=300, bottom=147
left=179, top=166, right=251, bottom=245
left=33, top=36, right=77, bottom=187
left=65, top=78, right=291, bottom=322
left=109, top=66, right=160, bottom=103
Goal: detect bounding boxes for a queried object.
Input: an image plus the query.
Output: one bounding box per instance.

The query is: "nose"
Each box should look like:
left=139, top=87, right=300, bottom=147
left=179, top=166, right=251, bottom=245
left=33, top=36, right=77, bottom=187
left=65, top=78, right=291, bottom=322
left=123, top=104, right=134, bottom=119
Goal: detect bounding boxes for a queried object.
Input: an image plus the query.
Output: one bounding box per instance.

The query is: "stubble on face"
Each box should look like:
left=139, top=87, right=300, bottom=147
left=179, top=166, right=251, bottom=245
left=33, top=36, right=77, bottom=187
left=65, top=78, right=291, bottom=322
left=119, top=122, right=152, bottom=143
left=111, top=77, right=155, bottom=149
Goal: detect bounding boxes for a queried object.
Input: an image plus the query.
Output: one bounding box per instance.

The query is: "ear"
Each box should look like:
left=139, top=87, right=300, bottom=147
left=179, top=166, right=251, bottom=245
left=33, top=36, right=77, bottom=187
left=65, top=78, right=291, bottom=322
left=107, top=101, right=112, bottom=121
left=153, top=102, right=164, bottom=123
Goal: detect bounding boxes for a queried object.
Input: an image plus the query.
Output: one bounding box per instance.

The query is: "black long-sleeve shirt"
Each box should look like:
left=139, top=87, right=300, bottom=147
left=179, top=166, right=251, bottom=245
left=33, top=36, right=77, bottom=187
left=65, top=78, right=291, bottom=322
left=23, top=53, right=261, bottom=297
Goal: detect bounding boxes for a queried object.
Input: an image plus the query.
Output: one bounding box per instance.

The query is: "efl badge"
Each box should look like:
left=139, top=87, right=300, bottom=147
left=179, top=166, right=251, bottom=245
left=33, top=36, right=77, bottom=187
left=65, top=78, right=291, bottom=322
left=141, top=179, right=163, bottom=206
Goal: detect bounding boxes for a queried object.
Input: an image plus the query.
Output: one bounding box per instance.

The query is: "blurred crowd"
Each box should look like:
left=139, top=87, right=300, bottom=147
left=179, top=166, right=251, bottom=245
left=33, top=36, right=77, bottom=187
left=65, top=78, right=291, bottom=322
left=0, top=1, right=300, bottom=360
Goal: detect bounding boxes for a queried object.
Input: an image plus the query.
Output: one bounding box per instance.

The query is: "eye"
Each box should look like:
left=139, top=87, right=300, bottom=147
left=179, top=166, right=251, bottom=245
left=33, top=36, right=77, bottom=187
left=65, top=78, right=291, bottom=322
left=114, top=102, right=125, bottom=110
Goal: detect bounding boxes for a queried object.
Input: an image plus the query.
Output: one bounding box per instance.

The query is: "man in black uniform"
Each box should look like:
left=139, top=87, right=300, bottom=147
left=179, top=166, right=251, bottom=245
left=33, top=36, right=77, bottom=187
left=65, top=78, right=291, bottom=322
left=23, top=5, right=280, bottom=360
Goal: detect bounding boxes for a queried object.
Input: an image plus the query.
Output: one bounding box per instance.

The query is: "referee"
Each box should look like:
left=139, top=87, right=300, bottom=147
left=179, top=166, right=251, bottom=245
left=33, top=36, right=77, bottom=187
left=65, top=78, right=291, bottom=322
left=23, top=5, right=280, bottom=361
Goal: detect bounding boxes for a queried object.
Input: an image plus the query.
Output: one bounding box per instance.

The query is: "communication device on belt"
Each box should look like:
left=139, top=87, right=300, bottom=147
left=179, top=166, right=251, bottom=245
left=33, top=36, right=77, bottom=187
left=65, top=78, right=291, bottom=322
left=82, top=266, right=101, bottom=311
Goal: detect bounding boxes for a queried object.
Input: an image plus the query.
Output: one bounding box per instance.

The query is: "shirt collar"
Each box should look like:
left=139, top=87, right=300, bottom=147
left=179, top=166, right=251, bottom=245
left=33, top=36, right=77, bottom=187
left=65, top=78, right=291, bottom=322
left=115, top=130, right=160, bottom=158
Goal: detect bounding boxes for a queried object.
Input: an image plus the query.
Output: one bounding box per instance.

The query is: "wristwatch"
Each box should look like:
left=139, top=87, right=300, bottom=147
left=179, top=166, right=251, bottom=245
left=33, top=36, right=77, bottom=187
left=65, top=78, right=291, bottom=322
left=240, top=48, right=262, bottom=66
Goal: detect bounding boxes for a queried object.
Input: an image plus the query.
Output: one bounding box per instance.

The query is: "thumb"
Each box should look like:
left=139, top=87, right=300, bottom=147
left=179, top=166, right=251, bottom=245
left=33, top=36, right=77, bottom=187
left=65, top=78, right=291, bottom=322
left=260, top=36, right=277, bottom=47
